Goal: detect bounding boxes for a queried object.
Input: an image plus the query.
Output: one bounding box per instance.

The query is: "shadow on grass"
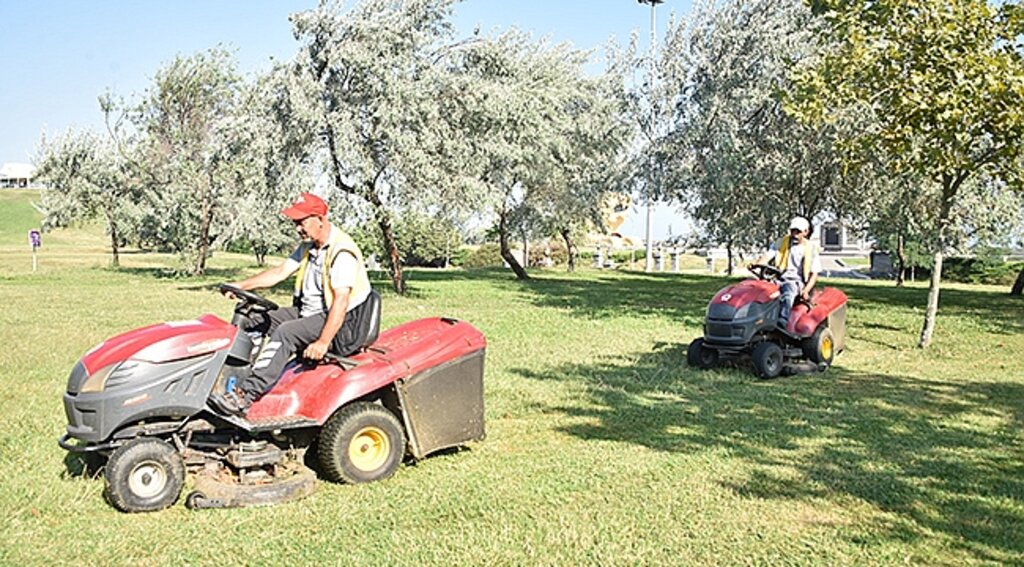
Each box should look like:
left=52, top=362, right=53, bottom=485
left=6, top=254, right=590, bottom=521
left=406, top=268, right=724, bottom=328
left=512, top=344, right=1024, bottom=561
left=62, top=452, right=105, bottom=480
left=111, top=265, right=249, bottom=281
left=408, top=268, right=1024, bottom=339
left=838, top=280, right=1024, bottom=336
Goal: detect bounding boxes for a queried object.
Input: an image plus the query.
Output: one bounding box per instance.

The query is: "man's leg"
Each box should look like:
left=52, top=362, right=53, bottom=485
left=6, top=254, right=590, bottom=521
left=239, top=313, right=327, bottom=400
left=778, top=280, right=801, bottom=325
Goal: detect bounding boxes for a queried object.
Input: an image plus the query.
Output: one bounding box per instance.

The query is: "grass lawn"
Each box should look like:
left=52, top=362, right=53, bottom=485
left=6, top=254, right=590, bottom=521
left=0, top=192, right=1022, bottom=565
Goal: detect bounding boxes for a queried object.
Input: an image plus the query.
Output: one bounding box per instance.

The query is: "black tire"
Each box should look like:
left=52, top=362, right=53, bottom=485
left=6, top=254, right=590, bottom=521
left=802, top=326, right=836, bottom=365
left=687, top=339, right=718, bottom=369
left=317, top=402, right=406, bottom=484
left=184, top=491, right=207, bottom=510
left=752, top=341, right=784, bottom=379
left=103, top=438, right=185, bottom=513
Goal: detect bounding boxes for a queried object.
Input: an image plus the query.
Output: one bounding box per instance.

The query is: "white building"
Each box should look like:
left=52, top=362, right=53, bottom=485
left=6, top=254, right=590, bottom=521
left=818, top=220, right=872, bottom=256
left=0, top=163, right=35, bottom=188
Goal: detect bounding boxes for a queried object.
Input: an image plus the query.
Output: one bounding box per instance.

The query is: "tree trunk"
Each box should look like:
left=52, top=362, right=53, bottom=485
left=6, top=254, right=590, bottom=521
left=1012, top=268, right=1024, bottom=296
left=360, top=179, right=405, bottom=295
left=726, top=241, right=734, bottom=276
left=522, top=230, right=529, bottom=268
left=194, top=179, right=214, bottom=276
left=374, top=209, right=405, bottom=295
left=895, top=231, right=906, bottom=287
left=918, top=174, right=962, bottom=349
left=918, top=251, right=943, bottom=348
left=445, top=235, right=451, bottom=269
left=106, top=210, right=120, bottom=268
left=252, top=240, right=267, bottom=267
left=560, top=228, right=577, bottom=273
left=499, top=206, right=529, bottom=280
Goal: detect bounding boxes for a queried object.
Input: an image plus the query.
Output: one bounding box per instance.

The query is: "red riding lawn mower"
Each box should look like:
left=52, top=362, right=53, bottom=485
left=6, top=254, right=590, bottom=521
left=59, top=285, right=486, bottom=513
left=687, top=264, right=848, bottom=378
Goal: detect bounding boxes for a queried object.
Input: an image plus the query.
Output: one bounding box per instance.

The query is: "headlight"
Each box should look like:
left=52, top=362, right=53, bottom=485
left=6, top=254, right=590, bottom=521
left=79, top=363, right=119, bottom=393
left=734, top=302, right=767, bottom=320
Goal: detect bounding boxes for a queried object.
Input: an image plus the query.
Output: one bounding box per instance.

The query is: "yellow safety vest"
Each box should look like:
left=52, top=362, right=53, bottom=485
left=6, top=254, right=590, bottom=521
left=294, top=228, right=371, bottom=311
left=775, top=235, right=815, bottom=282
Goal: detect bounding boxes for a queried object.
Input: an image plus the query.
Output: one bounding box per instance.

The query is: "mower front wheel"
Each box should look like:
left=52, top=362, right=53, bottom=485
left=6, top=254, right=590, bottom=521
left=752, top=341, right=784, bottom=379
left=802, top=326, right=835, bottom=365
left=103, top=438, right=185, bottom=513
left=687, top=339, right=718, bottom=369
left=317, top=402, right=406, bottom=484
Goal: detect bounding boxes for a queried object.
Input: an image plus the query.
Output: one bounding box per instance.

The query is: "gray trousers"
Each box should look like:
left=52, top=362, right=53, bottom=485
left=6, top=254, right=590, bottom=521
left=779, top=280, right=803, bottom=323
left=237, top=301, right=370, bottom=400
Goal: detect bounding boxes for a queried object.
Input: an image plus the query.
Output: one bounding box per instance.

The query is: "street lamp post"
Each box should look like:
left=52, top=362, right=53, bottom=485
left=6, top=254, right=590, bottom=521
left=637, top=0, right=663, bottom=273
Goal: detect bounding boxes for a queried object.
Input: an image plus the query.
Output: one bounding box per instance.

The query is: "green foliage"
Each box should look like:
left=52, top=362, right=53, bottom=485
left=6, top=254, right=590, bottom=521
left=393, top=212, right=462, bottom=268
left=790, top=0, right=1024, bottom=346
left=461, top=243, right=504, bottom=268
left=941, top=254, right=1024, bottom=286
left=668, top=0, right=856, bottom=249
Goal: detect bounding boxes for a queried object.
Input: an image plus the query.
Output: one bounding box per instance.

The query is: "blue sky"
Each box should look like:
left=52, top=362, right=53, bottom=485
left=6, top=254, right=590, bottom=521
left=0, top=0, right=693, bottom=238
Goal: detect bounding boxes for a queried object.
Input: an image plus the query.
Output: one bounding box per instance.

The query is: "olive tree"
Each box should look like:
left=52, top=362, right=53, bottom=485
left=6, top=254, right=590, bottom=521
left=667, top=0, right=857, bottom=269
left=128, top=48, right=250, bottom=275
left=35, top=128, right=140, bottom=267
left=289, top=0, right=470, bottom=294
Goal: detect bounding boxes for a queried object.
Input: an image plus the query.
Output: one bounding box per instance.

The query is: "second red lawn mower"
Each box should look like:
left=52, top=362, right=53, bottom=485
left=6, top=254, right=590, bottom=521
left=59, top=285, right=486, bottom=512
left=687, top=264, right=848, bottom=378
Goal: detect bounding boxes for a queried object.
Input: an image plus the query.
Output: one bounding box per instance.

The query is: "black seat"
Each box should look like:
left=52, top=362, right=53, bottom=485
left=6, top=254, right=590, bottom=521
left=326, top=290, right=381, bottom=366
left=353, top=290, right=381, bottom=349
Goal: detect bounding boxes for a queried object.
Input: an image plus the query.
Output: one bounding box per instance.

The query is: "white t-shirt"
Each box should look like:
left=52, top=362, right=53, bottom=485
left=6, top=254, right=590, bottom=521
left=284, top=229, right=369, bottom=316
left=769, top=238, right=822, bottom=283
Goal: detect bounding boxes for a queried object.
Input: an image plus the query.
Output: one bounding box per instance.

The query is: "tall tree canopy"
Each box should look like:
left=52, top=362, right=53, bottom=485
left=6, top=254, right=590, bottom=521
left=666, top=0, right=860, bottom=270
left=290, top=0, right=464, bottom=294
left=790, top=0, right=1024, bottom=347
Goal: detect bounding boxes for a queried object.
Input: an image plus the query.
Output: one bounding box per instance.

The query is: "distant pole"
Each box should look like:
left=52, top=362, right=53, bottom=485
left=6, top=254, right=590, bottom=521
left=28, top=229, right=41, bottom=272
left=638, top=0, right=664, bottom=273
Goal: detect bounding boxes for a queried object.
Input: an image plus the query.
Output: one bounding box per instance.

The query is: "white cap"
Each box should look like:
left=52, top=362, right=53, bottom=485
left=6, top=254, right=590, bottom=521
left=789, top=216, right=810, bottom=232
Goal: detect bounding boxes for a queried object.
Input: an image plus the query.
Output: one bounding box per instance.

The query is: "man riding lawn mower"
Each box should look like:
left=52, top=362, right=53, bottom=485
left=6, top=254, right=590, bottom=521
left=210, top=192, right=375, bottom=417
left=687, top=217, right=848, bottom=378
left=59, top=193, right=487, bottom=512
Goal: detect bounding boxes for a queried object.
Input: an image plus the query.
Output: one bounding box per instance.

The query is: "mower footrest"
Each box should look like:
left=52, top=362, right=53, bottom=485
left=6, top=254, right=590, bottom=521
left=245, top=415, right=319, bottom=432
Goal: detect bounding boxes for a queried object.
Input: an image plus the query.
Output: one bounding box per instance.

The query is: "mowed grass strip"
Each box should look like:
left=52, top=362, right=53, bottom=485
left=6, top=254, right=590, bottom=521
left=0, top=194, right=1022, bottom=565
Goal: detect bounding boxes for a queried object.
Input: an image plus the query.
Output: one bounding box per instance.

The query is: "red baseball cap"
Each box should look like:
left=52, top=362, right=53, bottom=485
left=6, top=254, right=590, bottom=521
left=281, top=192, right=328, bottom=220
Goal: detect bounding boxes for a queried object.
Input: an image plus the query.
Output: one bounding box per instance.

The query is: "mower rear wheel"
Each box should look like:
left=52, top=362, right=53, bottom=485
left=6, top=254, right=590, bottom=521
left=802, top=326, right=835, bottom=365
left=104, top=438, right=185, bottom=513
left=317, top=402, right=406, bottom=484
left=687, top=339, right=718, bottom=369
left=752, top=341, right=784, bottom=379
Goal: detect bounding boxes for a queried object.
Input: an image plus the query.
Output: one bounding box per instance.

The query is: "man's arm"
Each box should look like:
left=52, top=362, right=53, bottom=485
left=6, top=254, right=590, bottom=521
left=303, top=287, right=350, bottom=361
left=801, top=247, right=823, bottom=299
left=801, top=273, right=819, bottom=300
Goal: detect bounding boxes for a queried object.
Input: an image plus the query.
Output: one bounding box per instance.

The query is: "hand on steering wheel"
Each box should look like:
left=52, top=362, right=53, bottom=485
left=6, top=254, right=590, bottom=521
left=219, top=283, right=279, bottom=311
left=748, top=263, right=783, bottom=281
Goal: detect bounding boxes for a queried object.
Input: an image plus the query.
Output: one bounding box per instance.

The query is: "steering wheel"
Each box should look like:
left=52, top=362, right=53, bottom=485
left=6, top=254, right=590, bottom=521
left=219, top=283, right=279, bottom=311
left=748, top=263, right=783, bottom=281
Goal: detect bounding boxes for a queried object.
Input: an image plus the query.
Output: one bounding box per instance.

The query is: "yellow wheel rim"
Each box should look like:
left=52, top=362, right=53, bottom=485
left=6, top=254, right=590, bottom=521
left=349, top=427, right=390, bottom=472
left=821, top=335, right=833, bottom=361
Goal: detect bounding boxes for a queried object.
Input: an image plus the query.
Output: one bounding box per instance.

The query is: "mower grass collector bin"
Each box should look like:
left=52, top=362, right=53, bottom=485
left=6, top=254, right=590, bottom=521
left=396, top=347, right=486, bottom=460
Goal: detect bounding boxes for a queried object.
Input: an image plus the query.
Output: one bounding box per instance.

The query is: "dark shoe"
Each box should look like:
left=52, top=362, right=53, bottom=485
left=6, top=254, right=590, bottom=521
left=209, top=389, right=252, bottom=417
